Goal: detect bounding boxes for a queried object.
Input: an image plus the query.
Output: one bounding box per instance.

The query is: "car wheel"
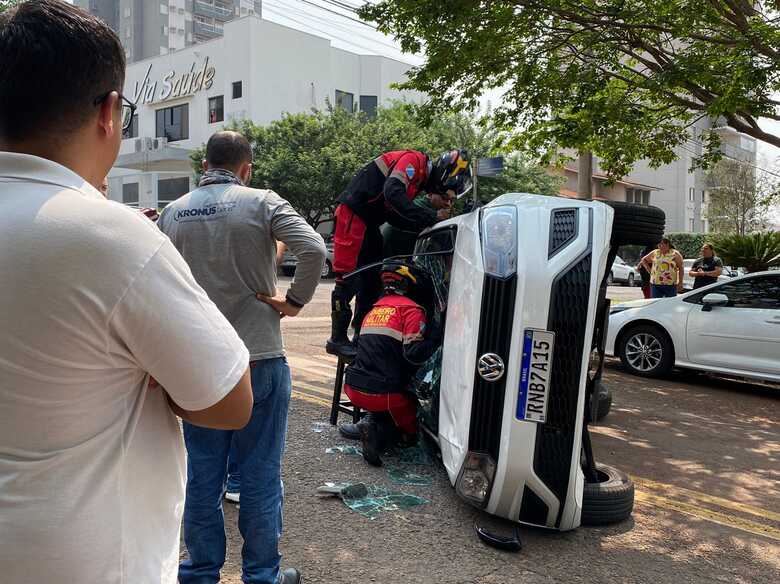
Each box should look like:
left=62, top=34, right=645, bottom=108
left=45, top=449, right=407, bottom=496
left=604, top=201, right=665, bottom=247
left=607, top=272, right=614, bottom=286
left=281, top=266, right=295, bottom=277
left=618, top=324, right=674, bottom=377
left=321, top=259, right=333, bottom=279
left=594, top=382, right=612, bottom=422
left=627, top=273, right=635, bottom=287
left=581, top=463, right=634, bottom=526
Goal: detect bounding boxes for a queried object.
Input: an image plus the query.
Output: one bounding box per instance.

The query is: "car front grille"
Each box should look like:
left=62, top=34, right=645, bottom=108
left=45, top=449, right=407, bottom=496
left=467, top=275, right=517, bottom=462
left=534, top=253, right=592, bottom=527
left=549, top=209, right=578, bottom=258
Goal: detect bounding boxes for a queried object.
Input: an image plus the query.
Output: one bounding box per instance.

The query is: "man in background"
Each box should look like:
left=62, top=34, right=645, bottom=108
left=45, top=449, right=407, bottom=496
left=159, top=131, right=326, bottom=584
left=0, top=3, right=253, bottom=583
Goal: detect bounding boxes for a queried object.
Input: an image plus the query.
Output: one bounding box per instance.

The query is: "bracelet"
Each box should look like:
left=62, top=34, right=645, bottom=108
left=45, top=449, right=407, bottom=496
left=285, top=295, right=304, bottom=309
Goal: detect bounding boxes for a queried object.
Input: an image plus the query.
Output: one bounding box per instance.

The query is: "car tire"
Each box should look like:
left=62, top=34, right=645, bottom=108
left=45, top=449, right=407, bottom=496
left=594, top=383, right=613, bottom=422
left=617, top=324, right=674, bottom=377
left=321, top=259, right=334, bottom=279
left=604, top=201, right=665, bottom=247
left=581, top=463, right=635, bottom=526
left=281, top=266, right=295, bottom=277
left=627, top=273, right=635, bottom=287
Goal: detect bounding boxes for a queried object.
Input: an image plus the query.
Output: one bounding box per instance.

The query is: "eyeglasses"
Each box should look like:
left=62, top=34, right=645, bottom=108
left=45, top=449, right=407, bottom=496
left=93, top=91, right=137, bottom=131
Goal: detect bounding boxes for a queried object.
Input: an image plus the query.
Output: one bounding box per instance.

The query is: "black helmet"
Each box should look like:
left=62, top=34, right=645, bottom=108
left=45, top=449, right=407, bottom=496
left=380, top=260, right=424, bottom=296
left=426, top=149, right=472, bottom=197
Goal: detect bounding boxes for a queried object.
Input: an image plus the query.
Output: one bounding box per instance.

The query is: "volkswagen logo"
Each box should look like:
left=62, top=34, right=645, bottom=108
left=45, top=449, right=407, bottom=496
left=477, top=353, right=505, bottom=382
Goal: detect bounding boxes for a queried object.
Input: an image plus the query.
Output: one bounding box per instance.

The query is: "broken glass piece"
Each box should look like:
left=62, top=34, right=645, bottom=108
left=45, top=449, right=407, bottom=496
left=311, top=422, right=330, bottom=433
left=341, top=485, right=429, bottom=520
left=386, top=467, right=433, bottom=486
left=326, top=445, right=362, bottom=455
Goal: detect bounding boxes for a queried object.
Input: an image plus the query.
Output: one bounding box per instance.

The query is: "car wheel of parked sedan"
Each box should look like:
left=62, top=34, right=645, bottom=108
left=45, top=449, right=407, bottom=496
left=618, top=324, right=674, bottom=377
left=626, top=273, right=635, bottom=287
left=581, top=463, right=635, bottom=526
left=281, top=266, right=296, bottom=277
left=321, top=259, right=333, bottom=279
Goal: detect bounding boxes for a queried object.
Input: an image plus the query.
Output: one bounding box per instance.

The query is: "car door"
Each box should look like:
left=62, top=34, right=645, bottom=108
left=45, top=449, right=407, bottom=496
left=685, top=275, right=780, bottom=375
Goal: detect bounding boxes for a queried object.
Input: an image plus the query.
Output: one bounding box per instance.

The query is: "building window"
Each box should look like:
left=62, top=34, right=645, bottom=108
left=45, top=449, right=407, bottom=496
left=161, top=3, right=168, bottom=14
left=208, top=96, right=224, bottom=123
left=359, top=95, right=378, bottom=118
left=626, top=188, right=649, bottom=205
left=689, top=187, right=695, bottom=201
left=688, top=218, right=695, bottom=232
left=232, top=81, right=243, bottom=99
left=158, top=177, right=190, bottom=207
left=155, top=104, right=189, bottom=142
left=701, top=189, right=707, bottom=203
left=122, top=114, right=139, bottom=139
left=335, top=90, right=354, bottom=112
left=122, top=182, right=139, bottom=205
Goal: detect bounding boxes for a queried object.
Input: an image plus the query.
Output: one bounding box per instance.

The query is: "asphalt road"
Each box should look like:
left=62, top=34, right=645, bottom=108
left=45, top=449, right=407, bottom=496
left=203, top=279, right=779, bottom=584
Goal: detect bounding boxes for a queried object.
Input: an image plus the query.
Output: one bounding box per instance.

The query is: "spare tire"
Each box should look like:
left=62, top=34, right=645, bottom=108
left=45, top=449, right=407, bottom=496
left=604, top=201, right=665, bottom=247
left=581, top=463, right=634, bottom=526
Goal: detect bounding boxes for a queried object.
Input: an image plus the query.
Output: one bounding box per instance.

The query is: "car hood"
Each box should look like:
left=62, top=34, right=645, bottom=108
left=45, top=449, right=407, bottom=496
left=610, top=298, right=660, bottom=312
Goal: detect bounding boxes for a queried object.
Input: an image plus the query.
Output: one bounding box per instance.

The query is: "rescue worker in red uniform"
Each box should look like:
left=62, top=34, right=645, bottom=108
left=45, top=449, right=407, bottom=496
left=326, top=149, right=471, bottom=358
left=343, top=260, right=443, bottom=466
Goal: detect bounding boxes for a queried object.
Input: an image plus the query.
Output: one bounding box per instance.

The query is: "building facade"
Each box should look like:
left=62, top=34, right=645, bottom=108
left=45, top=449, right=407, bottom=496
left=107, top=15, right=421, bottom=209
left=76, top=0, right=262, bottom=63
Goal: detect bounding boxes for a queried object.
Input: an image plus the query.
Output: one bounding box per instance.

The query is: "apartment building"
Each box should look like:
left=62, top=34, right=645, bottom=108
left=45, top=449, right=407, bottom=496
left=75, top=0, right=262, bottom=63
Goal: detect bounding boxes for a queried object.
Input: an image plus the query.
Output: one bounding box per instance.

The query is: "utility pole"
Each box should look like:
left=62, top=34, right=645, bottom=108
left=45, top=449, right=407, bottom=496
left=577, top=150, right=593, bottom=200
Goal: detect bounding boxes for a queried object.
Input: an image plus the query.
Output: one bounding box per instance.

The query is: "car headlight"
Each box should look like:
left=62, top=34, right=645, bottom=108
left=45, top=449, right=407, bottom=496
left=455, top=452, right=497, bottom=507
left=480, top=206, right=517, bottom=279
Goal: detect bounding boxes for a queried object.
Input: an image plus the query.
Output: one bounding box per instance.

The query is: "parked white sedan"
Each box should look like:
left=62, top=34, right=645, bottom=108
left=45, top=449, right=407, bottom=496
left=609, top=255, right=640, bottom=287
left=606, top=271, right=780, bottom=382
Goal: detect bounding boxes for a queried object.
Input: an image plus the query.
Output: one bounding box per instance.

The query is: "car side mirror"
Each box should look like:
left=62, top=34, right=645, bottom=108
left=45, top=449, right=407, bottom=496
left=701, top=293, right=729, bottom=312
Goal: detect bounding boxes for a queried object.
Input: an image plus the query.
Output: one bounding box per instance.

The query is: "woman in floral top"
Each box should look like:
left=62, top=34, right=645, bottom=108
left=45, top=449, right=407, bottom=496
left=640, top=238, right=684, bottom=298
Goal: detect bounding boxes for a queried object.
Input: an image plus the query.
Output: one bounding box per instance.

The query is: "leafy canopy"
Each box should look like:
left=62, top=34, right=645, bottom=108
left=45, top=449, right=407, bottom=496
left=191, top=103, right=561, bottom=227
left=360, top=0, right=780, bottom=178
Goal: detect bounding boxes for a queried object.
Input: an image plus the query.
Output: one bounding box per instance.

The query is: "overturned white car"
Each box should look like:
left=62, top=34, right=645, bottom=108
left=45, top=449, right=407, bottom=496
left=412, top=194, right=665, bottom=531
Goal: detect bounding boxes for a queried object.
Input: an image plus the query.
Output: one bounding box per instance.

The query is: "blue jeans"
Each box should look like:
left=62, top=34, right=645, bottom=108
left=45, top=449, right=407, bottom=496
left=179, top=357, right=292, bottom=584
left=651, top=284, right=677, bottom=298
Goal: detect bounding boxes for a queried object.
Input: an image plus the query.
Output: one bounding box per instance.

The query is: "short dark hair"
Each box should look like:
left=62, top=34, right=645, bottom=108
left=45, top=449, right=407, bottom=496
left=0, top=0, right=126, bottom=142
left=206, top=131, right=253, bottom=169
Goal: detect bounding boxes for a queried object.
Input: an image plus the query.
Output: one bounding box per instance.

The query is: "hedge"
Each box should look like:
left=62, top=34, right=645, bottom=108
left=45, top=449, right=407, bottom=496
left=666, top=232, right=714, bottom=259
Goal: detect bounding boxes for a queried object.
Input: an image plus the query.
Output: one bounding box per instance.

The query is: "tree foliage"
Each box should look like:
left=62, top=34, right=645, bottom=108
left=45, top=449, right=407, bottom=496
left=706, top=158, right=779, bottom=236
left=712, top=231, right=780, bottom=272
left=0, top=0, right=20, bottom=14
left=191, top=103, right=561, bottom=228
left=360, top=0, right=780, bottom=178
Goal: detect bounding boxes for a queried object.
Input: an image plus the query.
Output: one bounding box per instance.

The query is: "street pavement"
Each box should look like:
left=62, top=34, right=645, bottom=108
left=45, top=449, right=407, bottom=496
left=201, top=279, right=779, bottom=583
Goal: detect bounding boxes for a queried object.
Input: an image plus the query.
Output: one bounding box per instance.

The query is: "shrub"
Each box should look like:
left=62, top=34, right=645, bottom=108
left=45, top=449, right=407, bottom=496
left=666, top=233, right=708, bottom=258
left=711, top=232, right=780, bottom=273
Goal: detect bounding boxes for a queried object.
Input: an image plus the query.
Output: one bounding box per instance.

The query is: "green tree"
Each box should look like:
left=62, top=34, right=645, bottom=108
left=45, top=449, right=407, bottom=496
left=706, top=159, right=779, bottom=236
left=191, top=103, right=562, bottom=228
left=0, top=0, right=20, bottom=13
left=360, top=0, right=780, bottom=178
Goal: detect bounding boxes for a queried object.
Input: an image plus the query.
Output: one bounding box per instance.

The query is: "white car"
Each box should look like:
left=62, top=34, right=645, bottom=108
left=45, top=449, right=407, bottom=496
left=609, top=255, right=640, bottom=286
left=410, top=195, right=664, bottom=534
left=681, top=258, right=737, bottom=291
left=606, top=272, right=780, bottom=382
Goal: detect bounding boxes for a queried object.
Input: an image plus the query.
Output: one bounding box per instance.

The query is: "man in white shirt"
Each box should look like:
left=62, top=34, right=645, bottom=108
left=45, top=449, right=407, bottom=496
left=0, top=3, right=253, bottom=583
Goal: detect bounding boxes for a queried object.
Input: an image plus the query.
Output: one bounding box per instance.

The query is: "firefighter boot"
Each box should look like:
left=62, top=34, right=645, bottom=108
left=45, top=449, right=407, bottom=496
left=359, top=412, right=395, bottom=467
left=339, top=412, right=377, bottom=440
left=326, top=291, right=356, bottom=358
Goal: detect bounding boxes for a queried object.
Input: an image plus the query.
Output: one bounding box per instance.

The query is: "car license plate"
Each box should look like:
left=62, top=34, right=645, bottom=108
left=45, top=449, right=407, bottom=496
left=517, top=329, right=555, bottom=423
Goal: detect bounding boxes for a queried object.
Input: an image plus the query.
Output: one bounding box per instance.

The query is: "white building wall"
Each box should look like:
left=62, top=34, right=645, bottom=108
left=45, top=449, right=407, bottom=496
left=114, top=15, right=421, bottom=207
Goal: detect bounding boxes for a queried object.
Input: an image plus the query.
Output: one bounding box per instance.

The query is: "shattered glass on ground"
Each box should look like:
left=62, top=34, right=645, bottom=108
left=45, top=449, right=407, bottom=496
left=386, top=467, right=433, bottom=486
left=325, top=445, right=363, bottom=455
left=341, top=485, right=429, bottom=520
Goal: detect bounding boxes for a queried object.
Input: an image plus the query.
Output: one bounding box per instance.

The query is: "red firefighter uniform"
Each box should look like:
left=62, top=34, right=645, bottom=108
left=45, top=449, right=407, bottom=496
left=344, top=294, right=441, bottom=435
left=333, top=150, right=434, bottom=274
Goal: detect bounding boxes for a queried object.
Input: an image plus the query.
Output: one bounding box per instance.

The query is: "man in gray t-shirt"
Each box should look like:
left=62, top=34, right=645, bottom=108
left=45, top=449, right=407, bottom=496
left=159, top=131, right=325, bottom=584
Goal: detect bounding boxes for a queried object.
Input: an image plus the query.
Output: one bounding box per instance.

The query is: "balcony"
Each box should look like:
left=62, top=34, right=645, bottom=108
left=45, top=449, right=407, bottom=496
left=193, top=1, right=233, bottom=22
left=193, top=20, right=224, bottom=39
